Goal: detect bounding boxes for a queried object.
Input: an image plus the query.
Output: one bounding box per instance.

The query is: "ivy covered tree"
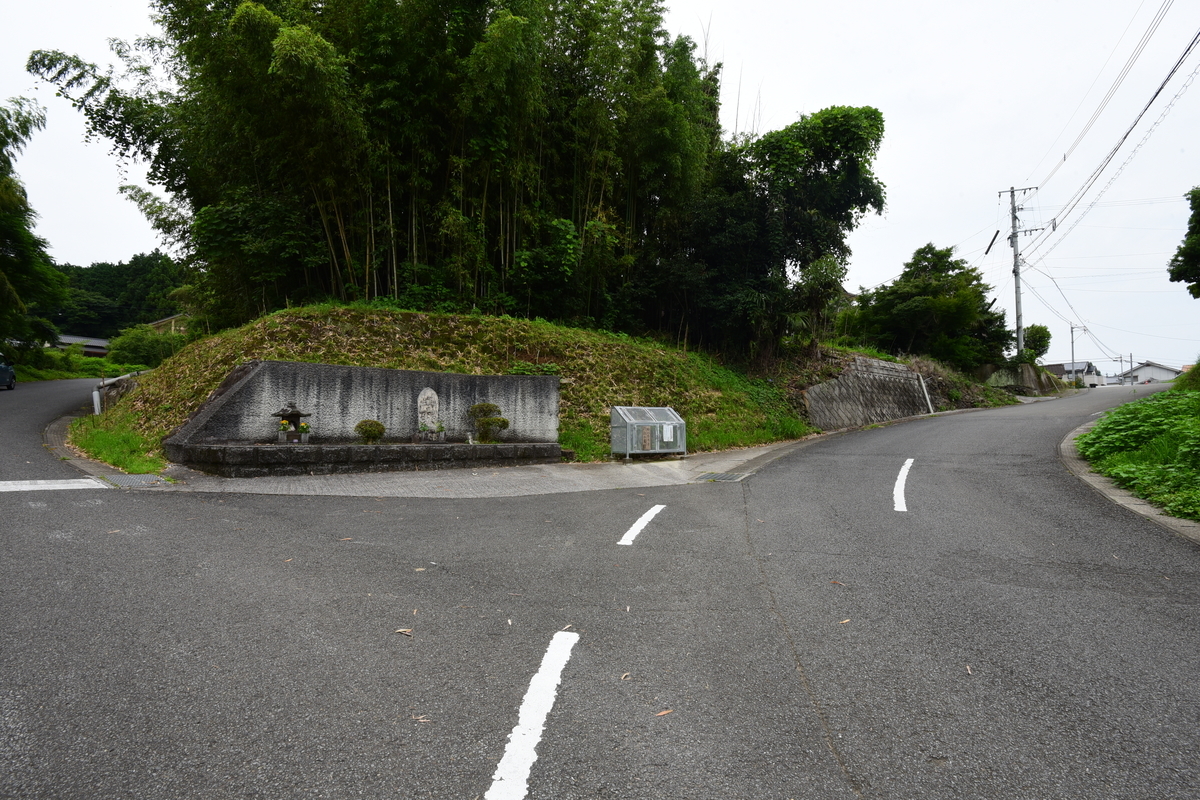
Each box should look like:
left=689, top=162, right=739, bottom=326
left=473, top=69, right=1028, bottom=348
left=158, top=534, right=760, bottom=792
left=1168, top=187, right=1200, bottom=299
left=28, top=0, right=885, bottom=358
left=847, top=243, right=1012, bottom=371
left=0, top=97, right=66, bottom=354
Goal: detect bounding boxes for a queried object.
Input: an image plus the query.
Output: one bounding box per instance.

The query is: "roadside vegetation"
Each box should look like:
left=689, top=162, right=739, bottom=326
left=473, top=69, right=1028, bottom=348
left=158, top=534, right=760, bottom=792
left=12, top=344, right=150, bottom=382
left=1075, top=365, right=1200, bottom=521
left=76, top=305, right=816, bottom=470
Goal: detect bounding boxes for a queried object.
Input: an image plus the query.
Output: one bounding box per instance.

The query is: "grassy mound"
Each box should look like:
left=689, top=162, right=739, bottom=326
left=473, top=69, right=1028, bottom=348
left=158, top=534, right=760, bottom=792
left=81, top=305, right=813, bottom=470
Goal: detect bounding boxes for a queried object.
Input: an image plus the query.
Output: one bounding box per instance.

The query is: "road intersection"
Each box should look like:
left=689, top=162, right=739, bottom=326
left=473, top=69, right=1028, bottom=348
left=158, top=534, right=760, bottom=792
left=2, top=379, right=1197, bottom=798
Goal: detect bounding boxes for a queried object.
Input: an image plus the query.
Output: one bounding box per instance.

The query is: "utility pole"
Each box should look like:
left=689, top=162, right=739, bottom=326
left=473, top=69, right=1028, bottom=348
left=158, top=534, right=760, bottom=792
left=1069, top=323, right=1087, bottom=386
left=1004, top=187, right=1042, bottom=353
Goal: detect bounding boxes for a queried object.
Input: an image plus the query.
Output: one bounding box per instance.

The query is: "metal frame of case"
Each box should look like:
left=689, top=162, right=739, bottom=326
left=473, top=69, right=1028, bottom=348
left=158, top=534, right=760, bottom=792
left=610, top=406, right=686, bottom=458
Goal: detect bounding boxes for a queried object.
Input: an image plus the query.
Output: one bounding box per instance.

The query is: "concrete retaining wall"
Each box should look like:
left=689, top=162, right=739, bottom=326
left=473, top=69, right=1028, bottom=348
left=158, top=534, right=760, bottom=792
left=166, top=360, right=559, bottom=446
left=804, top=357, right=933, bottom=431
left=163, top=360, right=561, bottom=475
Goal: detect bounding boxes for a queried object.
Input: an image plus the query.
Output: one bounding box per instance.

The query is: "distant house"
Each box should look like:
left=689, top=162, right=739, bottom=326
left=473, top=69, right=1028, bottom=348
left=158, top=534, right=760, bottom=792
left=1114, top=361, right=1183, bottom=384
left=148, top=314, right=189, bottom=335
left=1044, top=361, right=1106, bottom=388
left=55, top=335, right=109, bottom=358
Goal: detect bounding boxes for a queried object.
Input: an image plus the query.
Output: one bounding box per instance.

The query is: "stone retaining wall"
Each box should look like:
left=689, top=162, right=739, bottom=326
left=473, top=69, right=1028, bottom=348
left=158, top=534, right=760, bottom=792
left=173, top=442, right=562, bottom=478
left=804, top=357, right=933, bottom=431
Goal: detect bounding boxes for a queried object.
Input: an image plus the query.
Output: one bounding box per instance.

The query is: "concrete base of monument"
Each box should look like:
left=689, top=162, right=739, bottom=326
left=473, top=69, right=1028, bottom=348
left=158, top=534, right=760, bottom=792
left=169, top=441, right=563, bottom=478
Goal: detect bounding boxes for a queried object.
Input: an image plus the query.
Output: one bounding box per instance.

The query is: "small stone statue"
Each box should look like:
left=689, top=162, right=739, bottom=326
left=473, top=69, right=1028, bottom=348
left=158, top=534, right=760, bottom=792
left=272, top=402, right=312, bottom=430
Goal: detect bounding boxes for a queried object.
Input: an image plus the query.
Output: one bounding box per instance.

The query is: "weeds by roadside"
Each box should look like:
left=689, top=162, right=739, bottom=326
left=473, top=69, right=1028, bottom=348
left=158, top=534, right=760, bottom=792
left=1075, top=384, right=1200, bottom=521
left=69, top=413, right=166, bottom=474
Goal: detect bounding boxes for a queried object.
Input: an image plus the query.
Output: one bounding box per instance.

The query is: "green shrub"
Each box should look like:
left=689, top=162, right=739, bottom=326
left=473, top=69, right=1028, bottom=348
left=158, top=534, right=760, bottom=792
left=468, top=402, right=509, bottom=442
left=108, top=325, right=188, bottom=368
left=1076, top=390, right=1200, bottom=521
left=354, top=419, right=385, bottom=443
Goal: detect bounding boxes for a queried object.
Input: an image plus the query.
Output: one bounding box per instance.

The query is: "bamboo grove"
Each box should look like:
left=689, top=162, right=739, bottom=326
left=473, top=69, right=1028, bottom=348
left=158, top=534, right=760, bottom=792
left=29, top=0, right=886, bottom=358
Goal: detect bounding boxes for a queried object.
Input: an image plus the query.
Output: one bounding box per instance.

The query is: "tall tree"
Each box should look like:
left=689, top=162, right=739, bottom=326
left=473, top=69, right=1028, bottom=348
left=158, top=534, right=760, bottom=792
left=29, top=0, right=883, bottom=360
left=1168, top=186, right=1200, bottom=299
left=850, top=243, right=1011, bottom=371
left=0, top=97, right=66, bottom=349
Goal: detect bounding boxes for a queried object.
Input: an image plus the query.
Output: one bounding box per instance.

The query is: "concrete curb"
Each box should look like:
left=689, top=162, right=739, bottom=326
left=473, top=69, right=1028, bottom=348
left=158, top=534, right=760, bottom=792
left=1059, top=419, right=1200, bottom=546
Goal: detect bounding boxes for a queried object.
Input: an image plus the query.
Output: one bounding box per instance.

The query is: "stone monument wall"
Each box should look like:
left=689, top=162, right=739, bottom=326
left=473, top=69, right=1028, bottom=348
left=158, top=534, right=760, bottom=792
left=165, top=360, right=559, bottom=448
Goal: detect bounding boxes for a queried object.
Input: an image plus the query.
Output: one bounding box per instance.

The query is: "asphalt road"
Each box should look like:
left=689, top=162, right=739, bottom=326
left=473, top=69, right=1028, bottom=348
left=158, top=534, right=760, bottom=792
left=1, top=382, right=1196, bottom=799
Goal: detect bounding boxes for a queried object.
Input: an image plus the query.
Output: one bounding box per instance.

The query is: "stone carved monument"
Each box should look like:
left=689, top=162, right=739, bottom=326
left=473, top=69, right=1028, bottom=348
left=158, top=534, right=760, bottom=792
left=417, top=387, right=438, bottom=429
left=414, top=387, right=445, bottom=442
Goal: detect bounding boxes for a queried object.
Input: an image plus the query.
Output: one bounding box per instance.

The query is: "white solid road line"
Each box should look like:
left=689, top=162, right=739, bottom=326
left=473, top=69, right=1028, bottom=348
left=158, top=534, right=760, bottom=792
left=485, top=631, right=580, bottom=800
left=0, top=478, right=108, bottom=493
left=617, top=504, right=666, bottom=545
left=893, top=459, right=915, bottom=512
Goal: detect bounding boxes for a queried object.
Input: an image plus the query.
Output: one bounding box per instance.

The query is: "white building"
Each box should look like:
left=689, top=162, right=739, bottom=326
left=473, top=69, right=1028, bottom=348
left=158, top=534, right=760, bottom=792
left=1114, top=361, right=1183, bottom=384
left=1045, top=361, right=1106, bottom=388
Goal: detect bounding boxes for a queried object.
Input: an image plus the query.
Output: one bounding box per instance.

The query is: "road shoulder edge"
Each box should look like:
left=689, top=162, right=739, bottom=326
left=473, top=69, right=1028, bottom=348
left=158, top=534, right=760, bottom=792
left=1059, top=420, right=1200, bottom=546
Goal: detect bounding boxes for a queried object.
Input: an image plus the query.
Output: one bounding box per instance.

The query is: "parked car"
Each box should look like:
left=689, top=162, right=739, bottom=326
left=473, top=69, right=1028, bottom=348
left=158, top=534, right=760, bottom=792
left=0, top=361, right=14, bottom=390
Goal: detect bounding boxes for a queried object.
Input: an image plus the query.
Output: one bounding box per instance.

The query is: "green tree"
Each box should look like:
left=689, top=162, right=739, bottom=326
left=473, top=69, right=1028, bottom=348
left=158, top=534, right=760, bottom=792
left=107, top=324, right=187, bottom=368
left=0, top=97, right=66, bottom=352
left=852, top=243, right=1012, bottom=371
left=28, top=0, right=880, bottom=359
left=1023, top=323, right=1051, bottom=361
left=1168, top=187, right=1200, bottom=298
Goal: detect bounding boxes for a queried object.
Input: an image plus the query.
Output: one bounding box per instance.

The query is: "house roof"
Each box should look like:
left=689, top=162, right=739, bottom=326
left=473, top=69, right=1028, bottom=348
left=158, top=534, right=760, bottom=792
left=1115, top=361, right=1183, bottom=377
left=1044, top=361, right=1098, bottom=375
left=58, top=335, right=110, bottom=348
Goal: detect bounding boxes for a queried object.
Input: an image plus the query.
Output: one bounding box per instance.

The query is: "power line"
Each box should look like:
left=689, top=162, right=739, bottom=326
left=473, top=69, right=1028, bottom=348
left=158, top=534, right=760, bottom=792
left=1037, top=0, right=1173, bottom=189
left=1025, top=24, right=1200, bottom=258
left=1087, top=321, right=1200, bottom=341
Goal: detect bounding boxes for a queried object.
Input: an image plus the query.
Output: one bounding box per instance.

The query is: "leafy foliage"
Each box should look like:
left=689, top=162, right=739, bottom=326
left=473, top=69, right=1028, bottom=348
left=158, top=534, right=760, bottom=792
left=1022, top=323, right=1051, bottom=361
left=107, top=324, right=188, bottom=368
left=0, top=97, right=66, bottom=355
left=354, top=419, right=385, bottom=444
left=52, top=251, right=184, bottom=337
left=845, top=243, right=1012, bottom=371
left=468, top=402, right=509, bottom=442
left=1168, top=187, right=1200, bottom=299
left=1076, top=389, right=1200, bottom=521
left=29, top=1, right=884, bottom=358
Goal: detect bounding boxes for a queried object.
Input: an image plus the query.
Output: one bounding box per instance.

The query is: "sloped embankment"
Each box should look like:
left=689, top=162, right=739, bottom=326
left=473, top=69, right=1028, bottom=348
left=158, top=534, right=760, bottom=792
left=91, top=305, right=812, bottom=465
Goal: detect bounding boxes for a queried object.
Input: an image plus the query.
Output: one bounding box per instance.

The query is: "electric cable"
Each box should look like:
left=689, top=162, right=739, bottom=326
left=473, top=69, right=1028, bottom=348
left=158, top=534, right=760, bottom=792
left=1037, top=0, right=1174, bottom=189
left=1025, top=24, right=1200, bottom=257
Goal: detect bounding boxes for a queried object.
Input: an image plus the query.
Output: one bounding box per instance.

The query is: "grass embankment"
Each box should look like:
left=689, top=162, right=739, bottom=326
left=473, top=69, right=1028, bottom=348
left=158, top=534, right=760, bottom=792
left=1076, top=369, right=1200, bottom=521
left=76, top=305, right=814, bottom=472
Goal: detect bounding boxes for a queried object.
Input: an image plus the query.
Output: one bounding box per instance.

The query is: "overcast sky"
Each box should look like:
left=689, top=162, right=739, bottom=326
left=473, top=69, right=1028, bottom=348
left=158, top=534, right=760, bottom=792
left=2, top=0, right=1198, bottom=371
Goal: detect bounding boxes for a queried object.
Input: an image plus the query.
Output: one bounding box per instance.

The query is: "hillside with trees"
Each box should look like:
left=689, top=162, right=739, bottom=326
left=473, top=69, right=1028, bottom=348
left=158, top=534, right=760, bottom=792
left=30, top=0, right=885, bottom=361
left=53, top=251, right=184, bottom=338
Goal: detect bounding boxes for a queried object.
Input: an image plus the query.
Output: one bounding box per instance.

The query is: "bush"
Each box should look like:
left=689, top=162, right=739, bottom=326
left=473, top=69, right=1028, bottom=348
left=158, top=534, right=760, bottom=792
left=1076, top=390, right=1200, bottom=521
left=1176, top=359, right=1200, bottom=391
left=468, top=402, right=509, bottom=443
left=354, top=419, right=385, bottom=444
left=107, top=325, right=188, bottom=368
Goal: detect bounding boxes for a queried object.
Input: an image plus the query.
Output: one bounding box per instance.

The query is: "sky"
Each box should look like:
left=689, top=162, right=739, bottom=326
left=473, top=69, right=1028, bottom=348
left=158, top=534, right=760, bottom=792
left=2, top=0, right=1198, bottom=373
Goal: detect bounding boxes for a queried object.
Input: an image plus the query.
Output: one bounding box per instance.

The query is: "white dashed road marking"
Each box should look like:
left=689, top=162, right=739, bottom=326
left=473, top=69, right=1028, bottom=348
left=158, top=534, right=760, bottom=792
left=485, top=631, right=580, bottom=800
left=0, top=478, right=108, bottom=493
left=617, top=505, right=666, bottom=546
left=893, top=459, right=914, bottom=512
